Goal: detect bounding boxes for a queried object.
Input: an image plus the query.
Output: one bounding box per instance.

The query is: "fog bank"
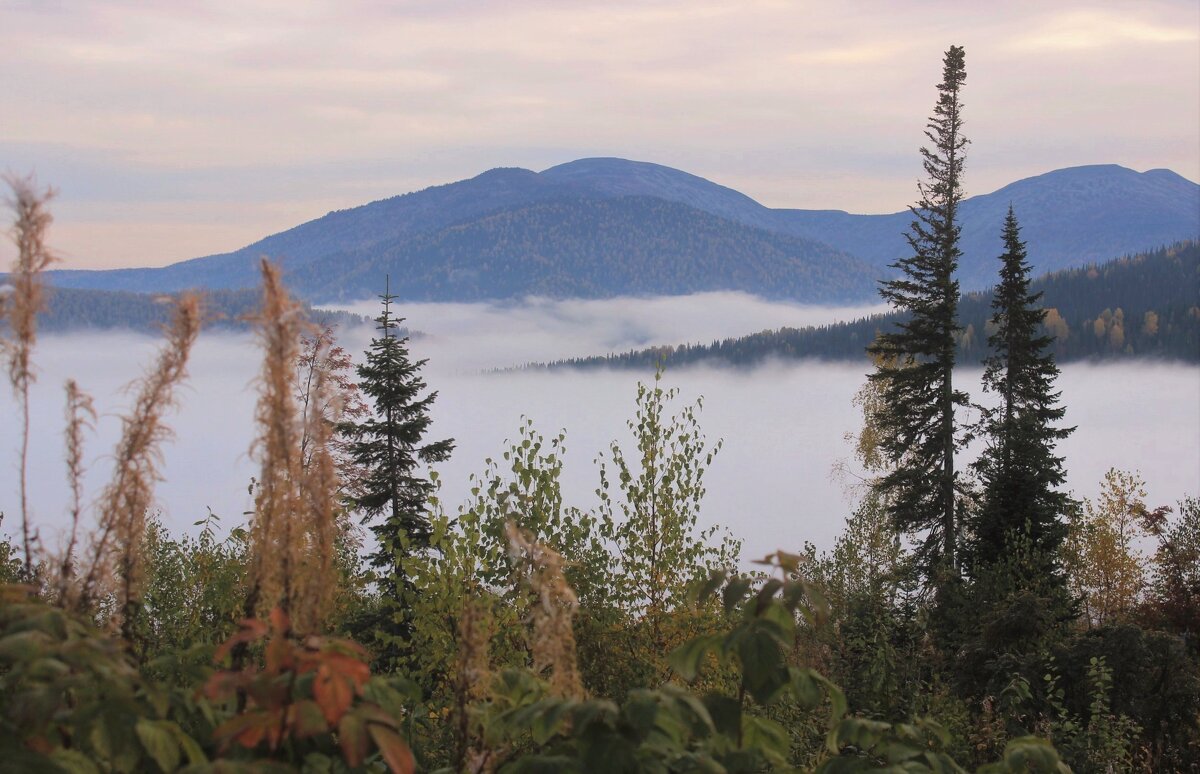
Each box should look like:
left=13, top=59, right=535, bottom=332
left=1, top=294, right=1196, bottom=566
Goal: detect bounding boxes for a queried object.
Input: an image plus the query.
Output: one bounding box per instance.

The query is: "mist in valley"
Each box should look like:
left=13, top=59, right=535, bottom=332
left=2, top=292, right=1197, bottom=566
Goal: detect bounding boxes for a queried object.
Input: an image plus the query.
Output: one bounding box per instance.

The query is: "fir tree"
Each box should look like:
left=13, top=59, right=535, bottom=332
left=970, top=207, right=1073, bottom=590
left=343, top=279, right=454, bottom=592
left=868, top=45, right=969, bottom=585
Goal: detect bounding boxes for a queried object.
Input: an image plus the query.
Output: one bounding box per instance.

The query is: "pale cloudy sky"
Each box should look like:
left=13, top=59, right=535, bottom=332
left=2, top=0, right=1197, bottom=270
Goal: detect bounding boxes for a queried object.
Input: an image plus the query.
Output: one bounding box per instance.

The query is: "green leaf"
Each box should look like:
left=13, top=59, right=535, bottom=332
left=738, top=626, right=786, bottom=705
left=741, top=715, right=791, bottom=766
left=691, top=571, right=727, bottom=605
left=669, top=634, right=718, bottom=681
left=721, top=577, right=753, bottom=613
left=530, top=700, right=574, bottom=745
left=0, top=629, right=51, bottom=661
left=168, top=724, right=208, bottom=767
left=338, top=712, right=369, bottom=767
left=292, top=699, right=329, bottom=739
left=660, top=685, right=716, bottom=736
left=49, top=749, right=101, bottom=774
left=703, top=694, right=742, bottom=739
left=753, top=579, right=783, bottom=609
left=135, top=719, right=181, bottom=773
left=789, top=668, right=821, bottom=709
left=620, top=691, right=660, bottom=742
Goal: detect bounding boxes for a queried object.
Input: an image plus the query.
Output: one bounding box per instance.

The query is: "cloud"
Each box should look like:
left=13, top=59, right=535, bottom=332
left=1, top=295, right=1196, bottom=570
left=1007, top=9, right=1198, bottom=52
left=2, top=1, right=1196, bottom=267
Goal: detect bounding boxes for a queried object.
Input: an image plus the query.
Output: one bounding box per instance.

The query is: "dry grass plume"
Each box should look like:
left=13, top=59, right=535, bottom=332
left=75, top=294, right=201, bottom=637
left=505, top=521, right=583, bottom=700
left=244, top=258, right=340, bottom=634
left=2, top=175, right=57, bottom=575
left=57, top=379, right=95, bottom=601
left=454, top=592, right=495, bottom=772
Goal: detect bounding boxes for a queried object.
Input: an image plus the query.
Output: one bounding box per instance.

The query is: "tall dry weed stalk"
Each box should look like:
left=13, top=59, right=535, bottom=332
left=57, top=379, right=95, bottom=600
left=76, top=294, right=201, bottom=638
left=294, top=333, right=340, bottom=633
left=244, top=259, right=340, bottom=634
left=2, top=175, right=57, bottom=575
left=505, top=522, right=583, bottom=700
left=455, top=593, right=495, bottom=772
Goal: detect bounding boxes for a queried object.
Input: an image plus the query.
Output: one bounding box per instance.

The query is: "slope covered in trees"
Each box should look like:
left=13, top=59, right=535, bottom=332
left=290, top=195, right=877, bottom=303
left=13, top=286, right=366, bottom=333
left=550, top=242, right=1200, bottom=370
left=41, top=159, right=1198, bottom=301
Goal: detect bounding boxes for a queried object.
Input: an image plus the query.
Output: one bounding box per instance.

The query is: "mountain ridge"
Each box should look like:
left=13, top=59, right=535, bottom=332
left=40, top=158, right=1199, bottom=302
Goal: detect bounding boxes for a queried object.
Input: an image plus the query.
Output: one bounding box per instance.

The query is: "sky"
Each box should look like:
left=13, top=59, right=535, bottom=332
left=2, top=0, right=1198, bottom=270
left=3, top=295, right=1198, bottom=565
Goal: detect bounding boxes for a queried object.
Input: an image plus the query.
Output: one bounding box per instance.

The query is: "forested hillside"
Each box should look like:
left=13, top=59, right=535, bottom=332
left=20, top=286, right=366, bottom=333
left=41, top=159, right=1198, bottom=302
left=290, top=195, right=877, bottom=303
left=550, top=242, right=1200, bottom=370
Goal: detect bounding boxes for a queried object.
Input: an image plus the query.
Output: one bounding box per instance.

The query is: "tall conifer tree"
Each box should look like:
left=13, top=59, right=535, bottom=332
left=343, top=279, right=454, bottom=590
left=971, top=207, right=1073, bottom=589
left=868, top=45, right=968, bottom=585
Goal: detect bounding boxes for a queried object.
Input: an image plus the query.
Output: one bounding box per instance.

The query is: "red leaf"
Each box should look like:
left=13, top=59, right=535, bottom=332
left=214, top=712, right=269, bottom=751
left=269, top=607, right=291, bottom=636
left=322, top=652, right=371, bottom=689
left=368, top=723, right=415, bottom=774
left=264, top=631, right=293, bottom=674
left=314, top=663, right=354, bottom=725
left=213, top=618, right=268, bottom=662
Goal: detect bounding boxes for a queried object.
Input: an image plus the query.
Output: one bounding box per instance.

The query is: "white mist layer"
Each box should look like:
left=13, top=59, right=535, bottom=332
left=0, top=294, right=1196, bottom=567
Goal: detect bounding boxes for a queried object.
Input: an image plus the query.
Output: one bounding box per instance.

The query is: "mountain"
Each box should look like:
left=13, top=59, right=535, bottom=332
left=43, top=167, right=578, bottom=294
left=538, top=159, right=1200, bottom=289
left=41, top=159, right=1199, bottom=302
left=545, top=242, right=1200, bottom=369
left=287, top=195, right=875, bottom=303
left=775, top=165, right=1200, bottom=289
left=22, top=286, right=366, bottom=334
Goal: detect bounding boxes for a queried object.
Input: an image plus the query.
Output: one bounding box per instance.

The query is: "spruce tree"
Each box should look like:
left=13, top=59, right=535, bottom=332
left=970, top=207, right=1073, bottom=590
left=868, top=45, right=968, bottom=584
left=343, top=279, right=454, bottom=592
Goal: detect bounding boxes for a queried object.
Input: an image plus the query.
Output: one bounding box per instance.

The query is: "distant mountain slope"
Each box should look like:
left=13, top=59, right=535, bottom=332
left=540, top=157, right=783, bottom=232
left=42, top=158, right=1198, bottom=301
left=547, top=242, right=1200, bottom=369
left=45, top=167, right=582, bottom=293
left=775, top=165, right=1200, bottom=289
left=540, top=159, right=1200, bottom=290
left=288, top=195, right=877, bottom=303
left=24, top=287, right=366, bottom=333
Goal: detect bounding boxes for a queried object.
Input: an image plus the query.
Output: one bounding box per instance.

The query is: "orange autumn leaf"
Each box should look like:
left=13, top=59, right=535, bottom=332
left=369, top=723, right=416, bottom=774
left=314, top=663, right=354, bottom=724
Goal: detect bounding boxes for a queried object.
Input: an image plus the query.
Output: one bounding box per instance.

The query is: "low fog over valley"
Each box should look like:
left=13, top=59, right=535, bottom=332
left=3, top=293, right=1195, bottom=564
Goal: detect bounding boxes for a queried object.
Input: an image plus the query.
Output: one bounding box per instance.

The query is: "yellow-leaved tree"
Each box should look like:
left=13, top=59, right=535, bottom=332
left=1062, top=469, right=1154, bottom=628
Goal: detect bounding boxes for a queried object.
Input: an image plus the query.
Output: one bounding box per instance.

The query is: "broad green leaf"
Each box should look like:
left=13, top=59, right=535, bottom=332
left=135, top=719, right=181, bottom=773
left=738, top=627, right=786, bottom=705
left=722, top=577, right=753, bottom=613
left=741, top=715, right=790, bottom=766
left=49, top=749, right=101, bottom=774
left=669, top=634, right=718, bottom=681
